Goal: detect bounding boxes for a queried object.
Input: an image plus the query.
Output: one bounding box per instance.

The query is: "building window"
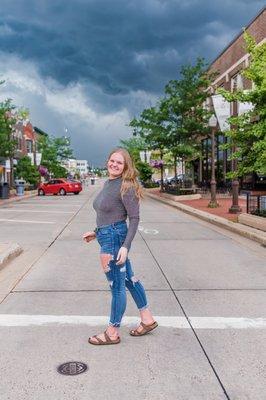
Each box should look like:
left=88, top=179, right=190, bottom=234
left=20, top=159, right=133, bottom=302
left=26, top=140, right=33, bottom=153
left=231, top=74, right=243, bottom=92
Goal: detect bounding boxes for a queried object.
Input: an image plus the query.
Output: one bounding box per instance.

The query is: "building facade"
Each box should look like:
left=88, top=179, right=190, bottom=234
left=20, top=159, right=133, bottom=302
left=196, top=7, right=265, bottom=189
left=63, top=159, right=88, bottom=178
left=0, top=123, right=46, bottom=184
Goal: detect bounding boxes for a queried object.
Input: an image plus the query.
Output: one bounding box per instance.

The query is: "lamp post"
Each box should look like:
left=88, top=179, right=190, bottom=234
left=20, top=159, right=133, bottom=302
left=229, top=100, right=242, bottom=214
left=208, top=114, right=219, bottom=208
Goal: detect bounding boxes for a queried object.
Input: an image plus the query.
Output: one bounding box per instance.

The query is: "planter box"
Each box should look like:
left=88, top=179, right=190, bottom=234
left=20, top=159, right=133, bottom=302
left=145, top=189, right=201, bottom=201
left=238, top=213, right=266, bottom=232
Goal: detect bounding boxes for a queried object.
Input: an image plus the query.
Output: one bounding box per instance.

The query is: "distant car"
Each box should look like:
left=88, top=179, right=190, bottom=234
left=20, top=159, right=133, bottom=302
left=168, top=174, right=192, bottom=185
left=38, top=179, right=82, bottom=196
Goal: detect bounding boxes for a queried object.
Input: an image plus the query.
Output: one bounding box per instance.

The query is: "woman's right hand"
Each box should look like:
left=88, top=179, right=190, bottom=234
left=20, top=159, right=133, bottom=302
left=83, top=231, right=96, bottom=243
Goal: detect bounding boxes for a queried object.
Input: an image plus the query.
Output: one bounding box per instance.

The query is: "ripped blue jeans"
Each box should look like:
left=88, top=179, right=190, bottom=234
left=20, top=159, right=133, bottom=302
left=96, top=220, right=148, bottom=327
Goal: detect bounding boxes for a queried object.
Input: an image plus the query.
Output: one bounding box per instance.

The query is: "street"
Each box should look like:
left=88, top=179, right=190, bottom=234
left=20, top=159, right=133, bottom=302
left=0, top=184, right=265, bottom=400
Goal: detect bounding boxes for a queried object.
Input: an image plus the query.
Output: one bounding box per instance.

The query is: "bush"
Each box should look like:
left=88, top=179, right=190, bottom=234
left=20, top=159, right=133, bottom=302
left=142, top=180, right=159, bottom=188
left=251, top=209, right=266, bottom=218
left=15, top=156, right=40, bottom=186
left=136, top=161, right=153, bottom=183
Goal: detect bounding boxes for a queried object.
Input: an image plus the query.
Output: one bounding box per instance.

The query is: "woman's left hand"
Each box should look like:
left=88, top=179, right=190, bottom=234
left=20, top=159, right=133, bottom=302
left=116, top=246, right=128, bottom=265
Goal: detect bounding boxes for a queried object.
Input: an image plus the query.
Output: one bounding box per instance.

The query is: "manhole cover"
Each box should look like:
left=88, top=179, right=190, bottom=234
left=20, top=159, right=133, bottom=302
left=57, top=362, right=88, bottom=376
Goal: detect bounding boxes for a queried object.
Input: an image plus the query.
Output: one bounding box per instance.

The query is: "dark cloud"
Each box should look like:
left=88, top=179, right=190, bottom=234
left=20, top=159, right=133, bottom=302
left=0, top=0, right=264, bottom=163
left=0, top=0, right=264, bottom=97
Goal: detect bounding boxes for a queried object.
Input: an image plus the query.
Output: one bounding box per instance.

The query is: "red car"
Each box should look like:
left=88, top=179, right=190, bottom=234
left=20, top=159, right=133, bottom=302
left=38, top=179, right=82, bottom=196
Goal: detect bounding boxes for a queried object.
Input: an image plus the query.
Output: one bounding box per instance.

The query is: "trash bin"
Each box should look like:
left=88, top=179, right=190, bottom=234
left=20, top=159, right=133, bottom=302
left=0, top=182, right=10, bottom=199
left=91, top=178, right=95, bottom=185
left=16, top=180, right=25, bottom=196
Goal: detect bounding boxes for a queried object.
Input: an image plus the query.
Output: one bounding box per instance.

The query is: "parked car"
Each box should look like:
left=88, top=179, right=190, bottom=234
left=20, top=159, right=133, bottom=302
left=167, top=174, right=191, bottom=185
left=38, top=179, right=82, bottom=196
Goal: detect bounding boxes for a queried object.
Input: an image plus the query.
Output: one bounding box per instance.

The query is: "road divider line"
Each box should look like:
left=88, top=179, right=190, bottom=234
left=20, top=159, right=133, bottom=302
left=0, top=219, right=55, bottom=224
left=0, top=315, right=265, bottom=329
left=0, top=209, right=73, bottom=214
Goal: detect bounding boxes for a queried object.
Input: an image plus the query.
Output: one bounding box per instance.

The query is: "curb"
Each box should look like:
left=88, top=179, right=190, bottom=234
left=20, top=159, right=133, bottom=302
left=0, top=191, right=37, bottom=206
left=0, top=243, right=23, bottom=270
left=146, top=191, right=266, bottom=247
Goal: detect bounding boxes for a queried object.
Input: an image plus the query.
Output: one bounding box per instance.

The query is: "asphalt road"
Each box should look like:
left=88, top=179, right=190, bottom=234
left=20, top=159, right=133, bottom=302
left=0, top=182, right=265, bottom=400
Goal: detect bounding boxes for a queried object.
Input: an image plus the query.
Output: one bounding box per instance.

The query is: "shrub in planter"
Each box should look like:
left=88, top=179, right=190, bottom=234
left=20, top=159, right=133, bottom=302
left=136, top=161, right=153, bottom=183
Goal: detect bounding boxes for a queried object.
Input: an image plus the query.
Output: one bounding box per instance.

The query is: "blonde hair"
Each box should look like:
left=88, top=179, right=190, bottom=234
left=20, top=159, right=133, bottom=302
left=107, top=148, right=144, bottom=200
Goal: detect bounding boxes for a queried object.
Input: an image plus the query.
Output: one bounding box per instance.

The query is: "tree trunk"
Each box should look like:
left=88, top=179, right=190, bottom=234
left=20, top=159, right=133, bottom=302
left=174, top=154, right=177, bottom=179
left=191, top=162, right=195, bottom=186
left=9, top=156, right=13, bottom=188
left=160, top=149, right=164, bottom=191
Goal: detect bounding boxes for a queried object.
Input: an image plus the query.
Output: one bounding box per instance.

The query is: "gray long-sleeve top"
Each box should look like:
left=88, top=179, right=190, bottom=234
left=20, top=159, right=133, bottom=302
left=93, top=177, right=139, bottom=250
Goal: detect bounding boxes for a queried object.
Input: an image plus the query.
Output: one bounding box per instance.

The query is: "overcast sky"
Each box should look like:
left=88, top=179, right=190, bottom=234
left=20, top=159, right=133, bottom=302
left=0, top=0, right=264, bottom=165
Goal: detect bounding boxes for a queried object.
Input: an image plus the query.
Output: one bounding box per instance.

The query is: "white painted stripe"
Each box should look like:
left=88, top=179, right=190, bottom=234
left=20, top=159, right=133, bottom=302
left=0, top=219, right=55, bottom=224
left=189, top=317, right=266, bottom=329
left=0, top=315, right=265, bottom=329
left=19, top=202, right=82, bottom=205
left=0, top=209, right=73, bottom=214
left=11, top=204, right=81, bottom=207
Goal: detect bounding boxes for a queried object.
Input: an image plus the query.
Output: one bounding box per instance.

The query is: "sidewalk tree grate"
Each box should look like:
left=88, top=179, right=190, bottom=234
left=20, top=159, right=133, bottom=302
left=57, top=361, right=88, bottom=376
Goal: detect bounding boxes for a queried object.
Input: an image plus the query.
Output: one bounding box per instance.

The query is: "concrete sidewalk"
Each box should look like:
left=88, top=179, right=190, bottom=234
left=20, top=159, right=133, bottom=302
left=0, top=190, right=37, bottom=207
left=0, top=191, right=37, bottom=269
left=145, top=189, right=266, bottom=246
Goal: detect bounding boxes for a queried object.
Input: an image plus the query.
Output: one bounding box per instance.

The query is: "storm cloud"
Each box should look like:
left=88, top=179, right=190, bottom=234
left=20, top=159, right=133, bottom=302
left=0, top=0, right=264, bottom=164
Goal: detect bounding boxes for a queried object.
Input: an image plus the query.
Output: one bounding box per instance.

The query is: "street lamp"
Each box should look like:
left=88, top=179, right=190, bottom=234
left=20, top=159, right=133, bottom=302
left=208, top=114, right=219, bottom=208
left=229, top=100, right=242, bottom=214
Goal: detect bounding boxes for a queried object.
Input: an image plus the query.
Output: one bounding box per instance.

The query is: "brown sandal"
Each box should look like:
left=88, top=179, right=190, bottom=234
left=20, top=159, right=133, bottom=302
left=88, top=330, right=121, bottom=345
left=130, top=321, right=158, bottom=337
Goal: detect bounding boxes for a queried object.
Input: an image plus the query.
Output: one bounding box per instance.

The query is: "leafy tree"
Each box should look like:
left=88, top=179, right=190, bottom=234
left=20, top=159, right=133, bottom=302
left=38, top=135, right=74, bottom=178
left=164, top=58, right=215, bottom=181
left=119, top=136, right=146, bottom=164
left=136, top=161, right=153, bottom=183
left=0, top=99, right=17, bottom=186
left=15, top=156, right=39, bottom=186
left=219, top=32, right=266, bottom=177
left=129, top=103, right=170, bottom=190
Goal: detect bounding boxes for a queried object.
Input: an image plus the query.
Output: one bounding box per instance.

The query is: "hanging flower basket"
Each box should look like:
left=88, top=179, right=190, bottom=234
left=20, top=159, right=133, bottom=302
left=150, top=159, right=164, bottom=169
left=38, top=165, right=48, bottom=177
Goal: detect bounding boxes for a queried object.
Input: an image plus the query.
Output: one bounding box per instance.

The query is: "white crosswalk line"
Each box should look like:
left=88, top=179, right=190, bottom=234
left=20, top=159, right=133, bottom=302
left=0, top=315, right=265, bottom=329
left=0, top=209, right=73, bottom=214
left=0, top=219, right=55, bottom=224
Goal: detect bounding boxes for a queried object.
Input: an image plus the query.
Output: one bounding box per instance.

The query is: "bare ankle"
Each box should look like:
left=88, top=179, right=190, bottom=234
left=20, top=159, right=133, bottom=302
left=107, top=326, right=119, bottom=337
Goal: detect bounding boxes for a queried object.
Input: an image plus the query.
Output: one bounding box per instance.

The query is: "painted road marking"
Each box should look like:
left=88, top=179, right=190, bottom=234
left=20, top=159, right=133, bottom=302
left=0, top=315, right=265, bottom=329
left=10, top=203, right=81, bottom=207
left=0, top=219, right=55, bottom=224
left=0, top=209, right=73, bottom=214
left=144, top=228, right=159, bottom=235
left=138, top=225, right=159, bottom=235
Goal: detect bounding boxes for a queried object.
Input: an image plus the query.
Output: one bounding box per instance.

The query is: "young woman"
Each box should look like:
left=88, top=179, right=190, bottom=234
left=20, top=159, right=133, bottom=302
left=83, top=148, right=158, bottom=345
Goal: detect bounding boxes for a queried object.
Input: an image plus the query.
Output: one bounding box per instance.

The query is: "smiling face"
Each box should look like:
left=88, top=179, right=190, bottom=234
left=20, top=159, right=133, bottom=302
left=107, top=152, right=125, bottom=179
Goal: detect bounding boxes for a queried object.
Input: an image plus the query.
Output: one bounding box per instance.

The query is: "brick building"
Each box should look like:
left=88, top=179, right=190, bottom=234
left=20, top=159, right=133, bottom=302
left=0, top=122, right=47, bottom=185
left=196, top=7, right=265, bottom=189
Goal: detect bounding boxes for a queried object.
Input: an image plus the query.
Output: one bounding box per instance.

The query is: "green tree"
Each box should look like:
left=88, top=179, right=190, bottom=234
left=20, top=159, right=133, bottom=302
left=0, top=99, right=17, bottom=186
left=119, top=136, right=146, bottom=164
left=164, top=58, right=215, bottom=181
left=129, top=103, right=170, bottom=190
left=136, top=161, right=153, bottom=183
left=219, top=32, right=266, bottom=177
left=15, top=156, right=39, bottom=186
left=38, top=135, right=74, bottom=178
